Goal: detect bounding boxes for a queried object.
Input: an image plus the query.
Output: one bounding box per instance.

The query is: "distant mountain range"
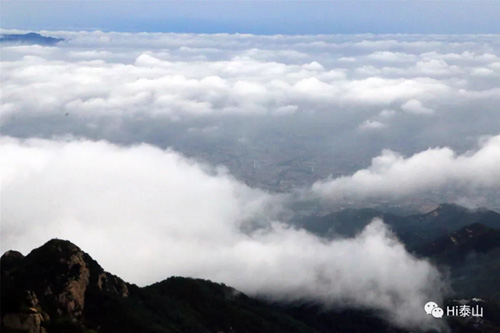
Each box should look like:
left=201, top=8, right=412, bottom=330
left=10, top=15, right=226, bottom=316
left=295, top=203, right=500, bottom=245
left=294, top=203, right=500, bottom=301
left=2, top=204, right=500, bottom=332
left=0, top=32, right=64, bottom=46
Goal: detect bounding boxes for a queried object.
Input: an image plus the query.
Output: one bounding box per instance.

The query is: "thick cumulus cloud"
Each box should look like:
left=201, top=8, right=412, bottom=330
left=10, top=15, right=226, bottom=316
left=311, top=135, right=500, bottom=207
left=1, top=137, right=445, bottom=331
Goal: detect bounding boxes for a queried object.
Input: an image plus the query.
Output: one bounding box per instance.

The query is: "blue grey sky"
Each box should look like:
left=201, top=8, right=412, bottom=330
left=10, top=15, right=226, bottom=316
left=1, top=1, right=500, bottom=34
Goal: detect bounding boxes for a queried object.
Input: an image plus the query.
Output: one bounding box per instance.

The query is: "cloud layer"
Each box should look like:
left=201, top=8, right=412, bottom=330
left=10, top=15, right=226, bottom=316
left=310, top=135, right=500, bottom=207
left=1, top=31, right=499, bottom=124
left=1, top=137, right=445, bottom=331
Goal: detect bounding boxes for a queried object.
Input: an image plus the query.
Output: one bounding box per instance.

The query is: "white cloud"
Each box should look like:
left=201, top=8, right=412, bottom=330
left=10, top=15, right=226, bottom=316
left=366, top=51, right=417, bottom=62
left=0, top=136, right=445, bottom=331
left=311, top=135, right=500, bottom=203
left=470, top=67, right=496, bottom=77
left=2, top=32, right=497, bottom=125
left=274, top=104, right=298, bottom=115
left=401, top=99, right=435, bottom=115
left=302, top=61, right=325, bottom=71
left=379, top=109, right=397, bottom=118
left=414, top=59, right=461, bottom=76
left=359, top=119, right=387, bottom=130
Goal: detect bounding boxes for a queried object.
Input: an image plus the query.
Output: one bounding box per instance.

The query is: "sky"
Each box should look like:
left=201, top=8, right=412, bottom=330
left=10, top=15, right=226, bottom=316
left=1, top=2, right=499, bottom=332
left=1, top=1, right=500, bottom=34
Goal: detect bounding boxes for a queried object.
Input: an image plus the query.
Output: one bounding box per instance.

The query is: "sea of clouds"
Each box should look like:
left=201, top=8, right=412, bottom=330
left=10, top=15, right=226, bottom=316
left=2, top=30, right=499, bottom=331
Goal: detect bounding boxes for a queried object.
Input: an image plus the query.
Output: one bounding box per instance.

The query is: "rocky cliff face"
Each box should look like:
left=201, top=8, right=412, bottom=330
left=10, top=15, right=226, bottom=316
left=1, top=239, right=130, bottom=332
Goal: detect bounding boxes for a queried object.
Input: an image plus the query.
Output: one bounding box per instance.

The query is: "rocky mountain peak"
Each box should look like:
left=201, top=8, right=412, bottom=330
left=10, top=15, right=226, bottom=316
left=1, top=239, right=130, bottom=332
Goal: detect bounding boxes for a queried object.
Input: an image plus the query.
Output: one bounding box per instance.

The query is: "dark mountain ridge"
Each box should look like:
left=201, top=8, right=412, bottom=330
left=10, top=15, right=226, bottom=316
left=296, top=203, right=500, bottom=303
left=416, top=223, right=500, bottom=260
left=0, top=32, right=64, bottom=46
left=417, top=223, right=500, bottom=301
left=295, top=203, right=500, bottom=248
